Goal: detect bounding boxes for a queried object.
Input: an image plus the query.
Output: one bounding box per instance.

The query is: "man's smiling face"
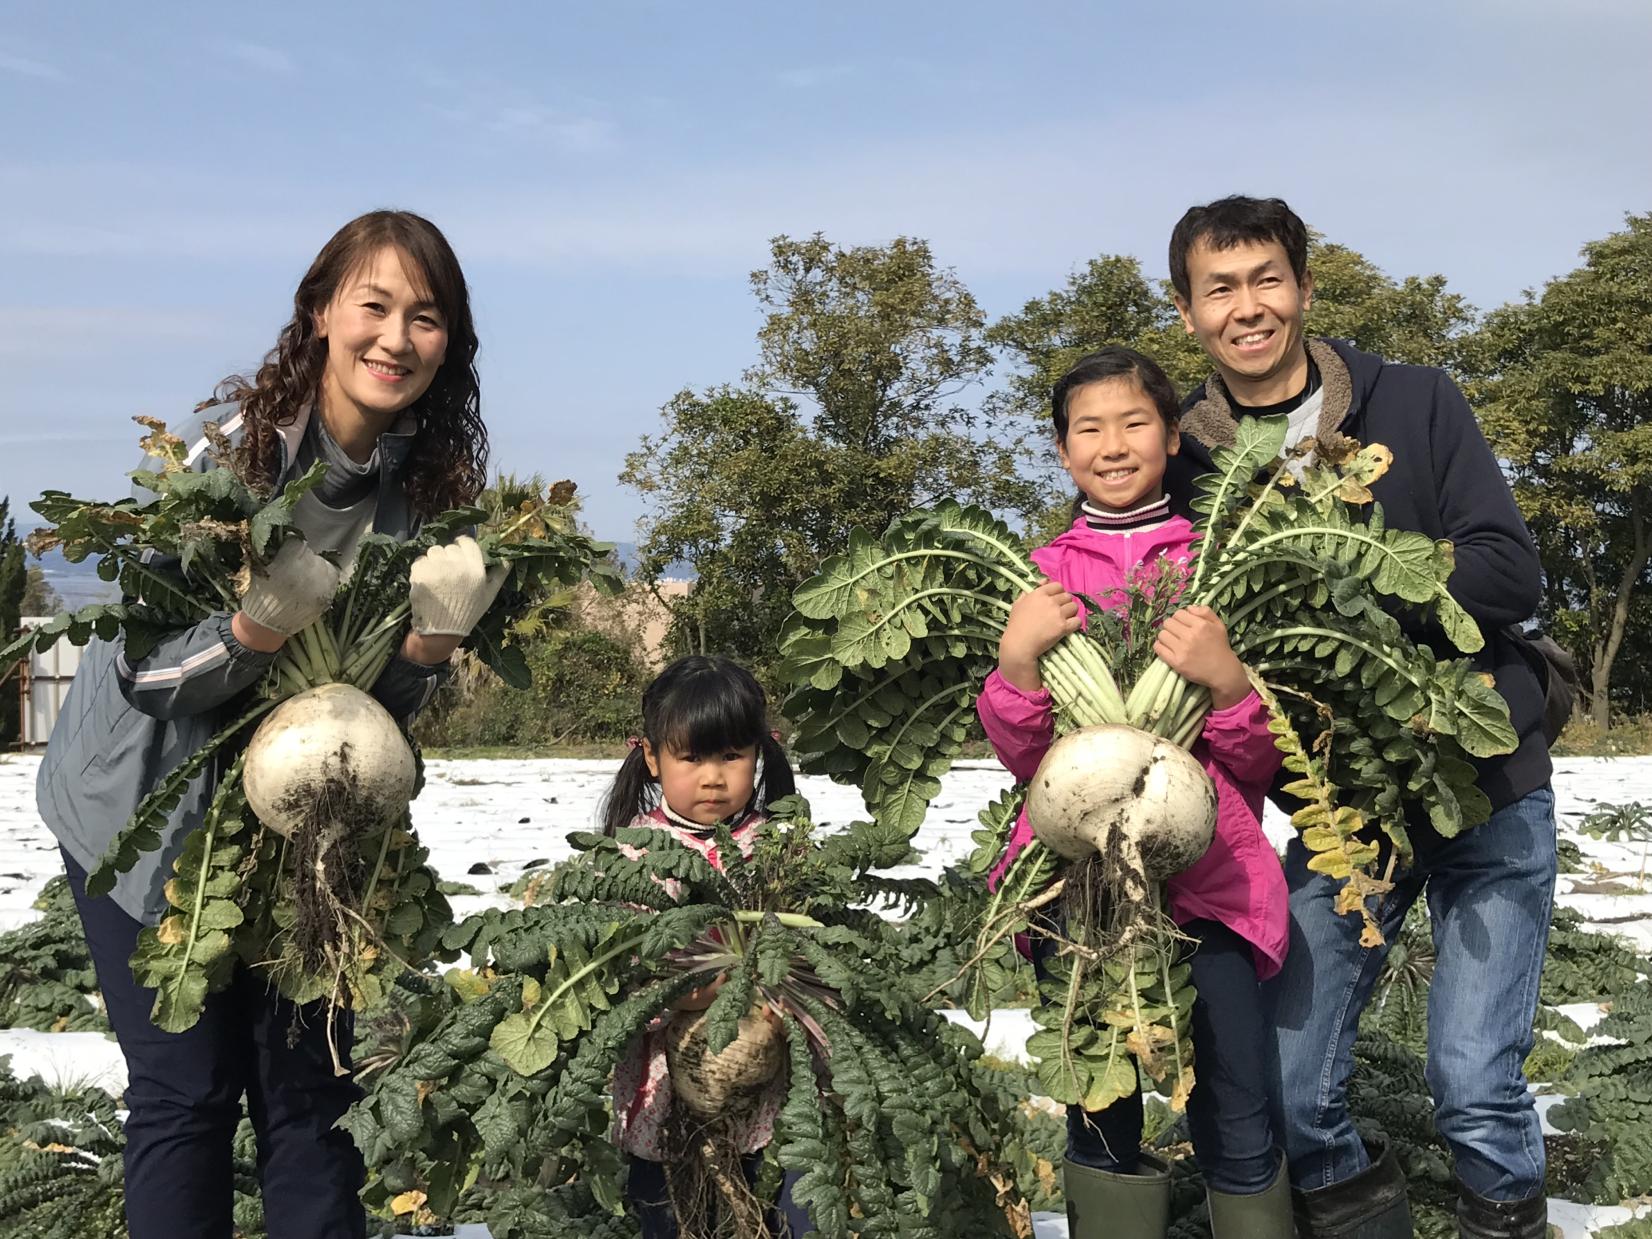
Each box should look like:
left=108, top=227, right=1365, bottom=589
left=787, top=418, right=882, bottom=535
left=1175, top=237, right=1313, bottom=397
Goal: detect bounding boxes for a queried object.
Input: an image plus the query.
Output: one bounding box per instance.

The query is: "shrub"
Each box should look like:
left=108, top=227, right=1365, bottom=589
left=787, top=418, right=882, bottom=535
left=415, top=626, right=651, bottom=748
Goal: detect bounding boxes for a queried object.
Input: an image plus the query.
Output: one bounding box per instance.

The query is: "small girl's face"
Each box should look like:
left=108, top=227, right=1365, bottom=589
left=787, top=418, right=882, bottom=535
left=643, top=740, right=759, bottom=826
left=1058, top=377, right=1180, bottom=514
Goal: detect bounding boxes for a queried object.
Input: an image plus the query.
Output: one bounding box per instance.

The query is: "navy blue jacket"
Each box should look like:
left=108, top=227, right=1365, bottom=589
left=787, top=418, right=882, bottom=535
left=1171, top=337, right=1550, bottom=815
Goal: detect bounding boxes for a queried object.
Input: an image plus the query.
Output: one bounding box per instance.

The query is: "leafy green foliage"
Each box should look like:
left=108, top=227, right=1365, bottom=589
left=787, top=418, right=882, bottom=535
left=1476, top=212, right=1652, bottom=728
left=785, top=416, right=1513, bottom=1003
left=0, top=1055, right=267, bottom=1239
left=622, top=234, right=1038, bottom=694
left=0, top=878, right=103, bottom=1033
left=1578, top=800, right=1652, bottom=844
left=1543, top=907, right=1644, bottom=1006
left=9, top=432, right=619, bottom=1036
left=349, top=798, right=1033, bottom=1235
left=414, top=627, right=652, bottom=748
left=1550, top=979, right=1652, bottom=1202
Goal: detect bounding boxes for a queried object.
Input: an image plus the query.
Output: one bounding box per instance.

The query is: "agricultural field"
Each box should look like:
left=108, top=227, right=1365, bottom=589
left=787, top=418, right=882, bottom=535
left=0, top=753, right=1649, bottom=1237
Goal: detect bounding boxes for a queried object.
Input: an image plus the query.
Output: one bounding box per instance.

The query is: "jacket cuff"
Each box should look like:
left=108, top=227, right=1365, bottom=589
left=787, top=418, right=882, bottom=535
left=1204, top=687, right=1263, bottom=725
left=984, top=667, right=1053, bottom=708
left=211, top=612, right=279, bottom=669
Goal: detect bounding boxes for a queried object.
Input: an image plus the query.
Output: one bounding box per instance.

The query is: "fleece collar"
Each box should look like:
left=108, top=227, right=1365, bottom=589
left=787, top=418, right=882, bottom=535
left=1181, top=337, right=1353, bottom=450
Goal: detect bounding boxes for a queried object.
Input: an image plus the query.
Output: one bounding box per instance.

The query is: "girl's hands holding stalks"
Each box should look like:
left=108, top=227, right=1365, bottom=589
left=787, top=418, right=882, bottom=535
left=1154, top=606, right=1251, bottom=710
left=998, top=580, right=1081, bottom=693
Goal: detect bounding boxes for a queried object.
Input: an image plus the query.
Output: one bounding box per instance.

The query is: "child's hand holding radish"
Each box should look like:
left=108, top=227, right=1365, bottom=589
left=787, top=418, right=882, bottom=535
left=998, top=579, right=1082, bottom=693
left=1153, top=605, right=1251, bottom=710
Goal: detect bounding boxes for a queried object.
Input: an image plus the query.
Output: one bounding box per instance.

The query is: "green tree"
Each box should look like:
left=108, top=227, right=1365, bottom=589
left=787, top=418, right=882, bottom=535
left=1477, top=213, right=1652, bottom=727
left=623, top=233, right=1036, bottom=685
left=0, top=499, right=26, bottom=747
left=20, top=565, right=61, bottom=617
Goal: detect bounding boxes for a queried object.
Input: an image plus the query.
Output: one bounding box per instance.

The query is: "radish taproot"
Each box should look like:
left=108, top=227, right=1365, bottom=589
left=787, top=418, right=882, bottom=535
left=242, top=683, right=416, bottom=840
left=1026, top=724, right=1216, bottom=871
left=664, top=1005, right=785, bottom=1118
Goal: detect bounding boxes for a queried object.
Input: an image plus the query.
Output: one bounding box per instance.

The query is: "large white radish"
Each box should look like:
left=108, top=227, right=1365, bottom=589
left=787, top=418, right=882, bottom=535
left=243, top=683, right=415, bottom=839
left=665, top=1006, right=784, bottom=1118
left=1026, top=724, right=1217, bottom=878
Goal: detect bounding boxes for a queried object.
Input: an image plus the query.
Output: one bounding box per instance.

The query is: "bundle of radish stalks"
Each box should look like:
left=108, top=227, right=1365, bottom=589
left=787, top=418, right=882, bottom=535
left=346, top=800, right=1032, bottom=1238
left=0, top=421, right=619, bottom=1051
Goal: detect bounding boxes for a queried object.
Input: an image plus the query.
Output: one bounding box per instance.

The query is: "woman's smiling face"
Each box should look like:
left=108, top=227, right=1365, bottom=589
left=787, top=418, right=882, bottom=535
left=314, top=245, right=449, bottom=424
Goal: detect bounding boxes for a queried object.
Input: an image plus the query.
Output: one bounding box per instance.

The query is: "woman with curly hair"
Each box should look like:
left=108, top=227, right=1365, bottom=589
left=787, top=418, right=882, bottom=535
left=37, top=210, right=499, bottom=1239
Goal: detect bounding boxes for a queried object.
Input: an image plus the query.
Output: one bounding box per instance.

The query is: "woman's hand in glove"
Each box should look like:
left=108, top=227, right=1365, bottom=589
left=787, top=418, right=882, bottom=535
left=400, top=535, right=509, bottom=665
left=232, top=539, right=340, bottom=653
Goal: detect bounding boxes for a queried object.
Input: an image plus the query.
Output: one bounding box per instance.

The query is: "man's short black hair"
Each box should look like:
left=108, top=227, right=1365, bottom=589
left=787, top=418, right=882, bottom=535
left=1169, top=196, right=1309, bottom=301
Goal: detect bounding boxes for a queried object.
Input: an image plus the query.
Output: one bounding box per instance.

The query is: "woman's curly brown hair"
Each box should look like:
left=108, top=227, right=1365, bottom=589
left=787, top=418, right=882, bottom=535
left=208, top=209, right=487, bottom=517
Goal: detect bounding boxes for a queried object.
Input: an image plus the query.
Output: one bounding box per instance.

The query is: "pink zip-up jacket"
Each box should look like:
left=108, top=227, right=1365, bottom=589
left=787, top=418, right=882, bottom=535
left=980, top=515, right=1289, bottom=979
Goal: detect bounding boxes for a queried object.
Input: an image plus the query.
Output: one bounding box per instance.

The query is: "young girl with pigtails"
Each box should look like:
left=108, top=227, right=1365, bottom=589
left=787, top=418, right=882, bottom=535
left=598, top=654, right=811, bottom=1238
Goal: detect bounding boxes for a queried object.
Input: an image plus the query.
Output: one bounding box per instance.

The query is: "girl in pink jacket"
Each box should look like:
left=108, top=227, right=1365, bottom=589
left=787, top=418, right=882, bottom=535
left=980, top=347, right=1291, bottom=1237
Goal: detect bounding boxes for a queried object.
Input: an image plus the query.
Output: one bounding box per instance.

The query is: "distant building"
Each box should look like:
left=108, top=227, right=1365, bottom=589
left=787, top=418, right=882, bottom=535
left=574, top=578, right=693, bottom=669
left=10, top=617, right=79, bottom=747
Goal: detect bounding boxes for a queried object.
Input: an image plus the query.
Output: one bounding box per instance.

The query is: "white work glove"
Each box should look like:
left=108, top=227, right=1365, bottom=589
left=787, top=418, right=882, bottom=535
left=238, top=539, right=340, bottom=636
left=409, top=535, right=509, bottom=638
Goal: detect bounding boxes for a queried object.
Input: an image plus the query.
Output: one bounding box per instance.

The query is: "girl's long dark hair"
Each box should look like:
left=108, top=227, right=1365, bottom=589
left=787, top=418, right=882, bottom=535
left=600, top=655, right=797, bottom=835
left=209, top=209, right=487, bottom=517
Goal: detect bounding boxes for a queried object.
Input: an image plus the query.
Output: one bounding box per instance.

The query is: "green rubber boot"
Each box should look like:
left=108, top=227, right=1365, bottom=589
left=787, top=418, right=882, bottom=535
left=1063, top=1151, right=1171, bottom=1239
left=1207, top=1155, right=1294, bottom=1238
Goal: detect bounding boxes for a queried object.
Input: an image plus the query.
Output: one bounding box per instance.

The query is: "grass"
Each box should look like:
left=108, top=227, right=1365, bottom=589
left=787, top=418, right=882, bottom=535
left=422, top=741, right=629, bottom=761
left=1555, top=714, right=1652, bottom=758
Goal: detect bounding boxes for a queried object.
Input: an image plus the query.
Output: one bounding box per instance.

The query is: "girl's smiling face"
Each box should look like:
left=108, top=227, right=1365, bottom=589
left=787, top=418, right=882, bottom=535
left=313, top=244, right=449, bottom=426
left=1058, top=376, right=1180, bottom=514
left=644, top=740, right=759, bottom=826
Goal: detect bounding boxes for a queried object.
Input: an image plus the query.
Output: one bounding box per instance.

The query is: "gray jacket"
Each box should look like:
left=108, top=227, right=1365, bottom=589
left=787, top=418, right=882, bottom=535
left=37, top=401, right=446, bottom=924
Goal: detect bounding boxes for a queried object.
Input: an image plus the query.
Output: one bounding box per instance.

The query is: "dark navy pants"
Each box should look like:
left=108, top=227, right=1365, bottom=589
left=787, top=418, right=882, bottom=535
left=1034, top=917, right=1280, bottom=1195
left=629, top=1153, right=812, bottom=1238
left=63, top=849, right=366, bottom=1239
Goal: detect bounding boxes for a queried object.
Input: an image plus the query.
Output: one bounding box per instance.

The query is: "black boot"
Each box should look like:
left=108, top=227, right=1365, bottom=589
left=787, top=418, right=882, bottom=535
left=1292, top=1137, right=1413, bottom=1238
left=1455, top=1181, right=1547, bottom=1239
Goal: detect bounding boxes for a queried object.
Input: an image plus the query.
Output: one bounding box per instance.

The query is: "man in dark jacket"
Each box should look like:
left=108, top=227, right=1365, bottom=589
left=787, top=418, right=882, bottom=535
left=1165, top=196, right=1555, bottom=1239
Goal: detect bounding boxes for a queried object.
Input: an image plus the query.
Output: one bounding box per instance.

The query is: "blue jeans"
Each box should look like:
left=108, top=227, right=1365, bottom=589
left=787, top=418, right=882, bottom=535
left=1264, top=786, right=1556, bottom=1202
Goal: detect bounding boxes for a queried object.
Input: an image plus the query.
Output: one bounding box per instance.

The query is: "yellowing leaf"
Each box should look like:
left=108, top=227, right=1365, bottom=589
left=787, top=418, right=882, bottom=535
left=390, top=1190, right=427, bottom=1216
left=1307, top=849, right=1353, bottom=879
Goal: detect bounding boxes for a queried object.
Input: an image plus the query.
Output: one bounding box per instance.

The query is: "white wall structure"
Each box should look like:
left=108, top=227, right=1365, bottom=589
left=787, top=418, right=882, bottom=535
left=15, top=618, right=79, bottom=747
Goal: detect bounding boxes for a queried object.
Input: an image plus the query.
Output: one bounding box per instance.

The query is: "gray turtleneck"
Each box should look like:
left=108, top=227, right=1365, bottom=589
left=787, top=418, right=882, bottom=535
left=292, top=413, right=380, bottom=572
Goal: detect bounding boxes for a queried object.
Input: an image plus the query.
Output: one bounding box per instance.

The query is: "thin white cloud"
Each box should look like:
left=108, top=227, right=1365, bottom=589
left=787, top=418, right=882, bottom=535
left=775, top=63, right=857, bottom=89
left=222, top=41, right=296, bottom=75
left=0, top=50, right=65, bottom=81
left=0, top=306, right=230, bottom=357
left=485, top=107, right=614, bottom=151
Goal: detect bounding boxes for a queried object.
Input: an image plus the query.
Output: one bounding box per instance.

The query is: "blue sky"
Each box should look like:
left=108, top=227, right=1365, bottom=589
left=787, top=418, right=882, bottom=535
left=3, top=0, right=1650, bottom=541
